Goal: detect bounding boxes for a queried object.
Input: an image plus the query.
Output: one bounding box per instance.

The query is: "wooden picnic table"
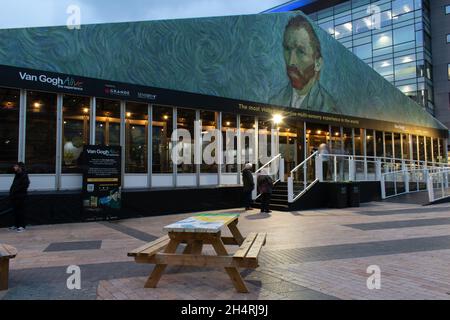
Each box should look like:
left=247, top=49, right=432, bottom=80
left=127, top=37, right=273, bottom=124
left=0, top=244, right=17, bottom=291
left=128, top=213, right=266, bottom=293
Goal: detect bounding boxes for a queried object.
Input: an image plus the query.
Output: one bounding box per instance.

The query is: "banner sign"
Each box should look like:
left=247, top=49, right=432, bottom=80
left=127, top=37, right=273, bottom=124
left=0, top=64, right=447, bottom=138
left=82, top=145, right=122, bottom=220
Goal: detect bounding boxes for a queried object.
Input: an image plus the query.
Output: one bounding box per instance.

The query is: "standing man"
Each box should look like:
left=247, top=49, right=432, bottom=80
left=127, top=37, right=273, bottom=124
left=319, top=143, right=331, bottom=181
left=9, top=162, right=30, bottom=233
left=241, top=163, right=254, bottom=211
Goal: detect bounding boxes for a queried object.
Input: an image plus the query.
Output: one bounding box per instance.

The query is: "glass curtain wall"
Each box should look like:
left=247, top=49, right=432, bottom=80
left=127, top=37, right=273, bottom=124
left=95, top=99, right=121, bottom=146
left=125, top=103, right=148, bottom=173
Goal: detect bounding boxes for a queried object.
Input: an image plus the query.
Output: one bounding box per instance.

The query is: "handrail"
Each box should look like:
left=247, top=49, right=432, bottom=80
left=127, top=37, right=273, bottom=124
left=255, top=154, right=282, bottom=175
left=428, top=169, right=450, bottom=203
left=290, top=151, right=318, bottom=176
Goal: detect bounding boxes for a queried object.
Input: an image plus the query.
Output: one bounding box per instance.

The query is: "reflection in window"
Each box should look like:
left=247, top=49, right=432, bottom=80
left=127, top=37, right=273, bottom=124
left=374, top=60, right=394, bottom=77
left=177, top=108, right=196, bottom=173
left=62, top=95, right=90, bottom=173
left=394, top=62, right=416, bottom=81
left=432, top=138, right=439, bottom=163
left=393, top=25, right=415, bottom=45
left=402, top=134, right=410, bottom=160
left=335, top=22, right=353, bottom=39
left=392, top=0, right=414, bottom=17
left=26, top=91, right=57, bottom=173
left=394, top=133, right=401, bottom=159
left=376, top=131, right=384, bottom=158
left=385, top=132, right=393, bottom=158
left=125, top=103, right=148, bottom=173
left=343, top=127, right=353, bottom=155
left=222, top=113, right=237, bottom=173
left=240, top=115, right=255, bottom=165
left=425, top=137, right=432, bottom=163
left=353, top=43, right=372, bottom=60
left=200, top=111, right=218, bottom=173
left=373, top=32, right=392, bottom=49
left=330, top=126, right=342, bottom=154
left=152, top=106, right=173, bottom=174
left=418, top=136, right=425, bottom=162
left=0, top=88, right=20, bottom=173
left=354, top=128, right=364, bottom=156
left=412, top=135, right=418, bottom=161
left=366, top=130, right=375, bottom=157
left=96, top=99, right=120, bottom=146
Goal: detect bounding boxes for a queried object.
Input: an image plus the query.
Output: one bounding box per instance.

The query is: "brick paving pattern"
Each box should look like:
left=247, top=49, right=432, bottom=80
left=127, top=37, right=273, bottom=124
left=1, top=199, right=450, bottom=300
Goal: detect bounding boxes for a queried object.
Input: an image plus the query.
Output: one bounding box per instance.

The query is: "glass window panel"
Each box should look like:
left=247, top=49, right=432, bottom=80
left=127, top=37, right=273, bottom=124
left=393, top=25, right=415, bottom=45
left=62, top=95, right=90, bottom=173
left=394, top=62, right=417, bottom=81
left=412, top=135, right=418, bottom=160
left=373, top=31, right=393, bottom=49
left=222, top=113, right=237, bottom=173
left=380, top=10, right=393, bottom=27
left=335, top=22, right=353, bottom=39
left=394, top=54, right=416, bottom=65
left=176, top=108, right=196, bottom=173
left=26, top=91, right=57, bottom=173
left=354, top=129, right=364, bottom=156
left=374, top=59, right=394, bottom=76
left=446, top=5, right=450, bottom=15
left=446, top=34, right=450, bottom=43
left=366, top=130, right=375, bottom=157
left=343, top=128, right=353, bottom=155
left=0, top=88, right=20, bottom=173
left=385, top=132, right=393, bottom=158
left=376, top=131, right=384, bottom=157
left=418, top=136, right=425, bottom=161
left=425, top=137, right=432, bottom=163
left=152, top=106, right=173, bottom=174
left=125, top=103, right=148, bottom=173
left=353, top=43, right=372, bottom=59
left=432, top=138, right=439, bottom=163
left=95, top=99, right=120, bottom=146
left=319, top=20, right=334, bottom=35
left=402, top=134, right=410, bottom=160
left=240, top=115, right=255, bottom=166
left=200, top=110, right=218, bottom=173
left=394, top=133, right=402, bottom=159
left=330, top=126, right=342, bottom=154
left=258, top=118, right=272, bottom=168
left=392, top=0, right=414, bottom=17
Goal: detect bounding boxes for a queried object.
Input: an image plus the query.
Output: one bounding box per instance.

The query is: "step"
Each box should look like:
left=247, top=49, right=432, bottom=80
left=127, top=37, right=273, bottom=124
left=252, top=203, right=290, bottom=211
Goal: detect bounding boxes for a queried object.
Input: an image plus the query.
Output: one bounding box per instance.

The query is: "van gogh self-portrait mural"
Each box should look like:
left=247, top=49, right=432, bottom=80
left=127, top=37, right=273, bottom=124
left=0, top=11, right=445, bottom=130
left=270, top=15, right=337, bottom=113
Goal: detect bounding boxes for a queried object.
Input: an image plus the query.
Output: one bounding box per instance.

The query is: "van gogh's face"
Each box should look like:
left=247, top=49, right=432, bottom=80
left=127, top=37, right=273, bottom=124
left=283, top=26, right=317, bottom=91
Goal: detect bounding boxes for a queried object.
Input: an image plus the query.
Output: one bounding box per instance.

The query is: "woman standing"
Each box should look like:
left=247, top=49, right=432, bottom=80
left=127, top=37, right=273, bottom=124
left=241, top=163, right=254, bottom=210
left=9, top=162, right=30, bottom=233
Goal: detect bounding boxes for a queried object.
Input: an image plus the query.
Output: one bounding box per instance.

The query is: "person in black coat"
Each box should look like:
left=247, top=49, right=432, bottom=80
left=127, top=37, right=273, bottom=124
left=241, top=163, right=255, bottom=210
left=9, top=162, right=30, bottom=232
left=257, top=169, right=273, bottom=214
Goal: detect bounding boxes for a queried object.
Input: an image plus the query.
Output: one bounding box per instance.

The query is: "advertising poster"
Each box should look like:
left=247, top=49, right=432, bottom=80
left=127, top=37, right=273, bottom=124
left=82, top=145, right=122, bottom=221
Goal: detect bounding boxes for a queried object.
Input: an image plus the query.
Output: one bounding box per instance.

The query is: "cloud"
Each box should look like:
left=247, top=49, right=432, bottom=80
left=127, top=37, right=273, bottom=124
left=0, top=0, right=287, bottom=29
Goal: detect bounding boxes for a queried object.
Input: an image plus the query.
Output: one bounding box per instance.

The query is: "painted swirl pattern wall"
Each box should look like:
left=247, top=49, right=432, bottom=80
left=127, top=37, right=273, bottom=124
left=0, top=12, right=445, bottom=130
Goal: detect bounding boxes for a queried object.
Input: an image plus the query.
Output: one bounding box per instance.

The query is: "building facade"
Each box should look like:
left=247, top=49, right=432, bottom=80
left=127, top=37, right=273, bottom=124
left=264, top=0, right=450, bottom=150
left=0, top=11, right=447, bottom=197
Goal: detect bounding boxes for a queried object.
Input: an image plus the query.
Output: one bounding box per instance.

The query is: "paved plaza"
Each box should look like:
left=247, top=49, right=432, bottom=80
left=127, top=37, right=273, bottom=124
left=1, top=195, right=450, bottom=300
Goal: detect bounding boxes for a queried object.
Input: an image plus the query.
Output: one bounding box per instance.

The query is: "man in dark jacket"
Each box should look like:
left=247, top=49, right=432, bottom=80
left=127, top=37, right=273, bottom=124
left=242, top=163, right=255, bottom=210
left=257, top=169, right=274, bottom=214
left=9, top=162, right=30, bottom=232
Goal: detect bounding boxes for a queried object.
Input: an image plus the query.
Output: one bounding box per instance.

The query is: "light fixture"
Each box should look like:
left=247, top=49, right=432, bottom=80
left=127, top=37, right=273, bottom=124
left=402, top=56, right=413, bottom=63
left=33, top=102, right=41, bottom=108
left=307, top=130, right=311, bottom=134
left=272, top=114, right=283, bottom=125
left=381, top=61, right=391, bottom=68
left=335, top=132, right=340, bottom=136
left=163, top=115, right=169, bottom=120
left=126, top=112, right=132, bottom=118
left=83, top=108, right=89, bottom=114
left=226, top=122, right=231, bottom=126
left=316, top=130, right=322, bottom=135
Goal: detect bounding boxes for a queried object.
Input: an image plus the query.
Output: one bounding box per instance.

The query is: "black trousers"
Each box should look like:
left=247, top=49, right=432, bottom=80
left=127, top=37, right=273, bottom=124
left=12, top=198, right=26, bottom=228
left=323, top=161, right=330, bottom=181
left=243, top=191, right=253, bottom=208
left=261, top=193, right=271, bottom=212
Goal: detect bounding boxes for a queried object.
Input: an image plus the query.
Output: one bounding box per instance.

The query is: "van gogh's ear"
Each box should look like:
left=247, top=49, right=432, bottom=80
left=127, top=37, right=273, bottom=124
left=314, top=57, right=323, bottom=72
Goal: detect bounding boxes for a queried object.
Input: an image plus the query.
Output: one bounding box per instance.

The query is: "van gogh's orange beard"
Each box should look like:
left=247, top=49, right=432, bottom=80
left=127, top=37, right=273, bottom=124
left=287, top=64, right=316, bottom=92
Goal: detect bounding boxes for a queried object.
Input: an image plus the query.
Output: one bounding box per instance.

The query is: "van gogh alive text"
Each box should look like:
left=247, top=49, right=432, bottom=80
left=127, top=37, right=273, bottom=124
left=19, top=72, right=84, bottom=90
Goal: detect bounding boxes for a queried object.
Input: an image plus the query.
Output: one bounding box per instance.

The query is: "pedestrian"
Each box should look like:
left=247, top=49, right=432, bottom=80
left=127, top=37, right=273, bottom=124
left=319, top=143, right=331, bottom=181
left=257, top=168, right=273, bottom=214
left=241, top=163, right=254, bottom=210
left=9, top=162, right=30, bottom=233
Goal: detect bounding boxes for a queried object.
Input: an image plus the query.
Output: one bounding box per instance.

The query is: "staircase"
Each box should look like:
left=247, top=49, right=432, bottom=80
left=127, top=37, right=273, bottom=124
left=253, top=182, right=289, bottom=211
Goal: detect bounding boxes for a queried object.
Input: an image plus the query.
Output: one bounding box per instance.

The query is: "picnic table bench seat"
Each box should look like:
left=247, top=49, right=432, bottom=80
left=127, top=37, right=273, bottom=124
left=0, top=244, right=18, bottom=291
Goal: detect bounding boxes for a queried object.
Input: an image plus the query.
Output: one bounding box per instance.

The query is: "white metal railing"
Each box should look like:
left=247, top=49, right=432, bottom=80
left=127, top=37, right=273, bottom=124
left=252, top=154, right=284, bottom=200
left=288, top=151, right=318, bottom=203
left=427, top=169, right=450, bottom=203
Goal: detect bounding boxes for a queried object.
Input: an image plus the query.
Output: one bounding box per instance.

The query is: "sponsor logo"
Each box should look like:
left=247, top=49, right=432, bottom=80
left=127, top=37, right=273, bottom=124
left=137, top=92, right=157, bottom=101
left=19, top=71, right=84, bottom=91
left=104, top=85, right=130, bottom=97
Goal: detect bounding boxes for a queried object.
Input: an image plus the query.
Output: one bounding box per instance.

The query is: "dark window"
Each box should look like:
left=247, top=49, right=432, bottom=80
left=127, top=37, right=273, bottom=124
left=62, top=95, right=90, bottom=173
left=0, top=88, right=20, bottom=173
left=176, top=108, right=196, bottom=173
left=26, top=91, right=57, bottom=173
left=152, top=106, right=173, bottom=174
left=125, top=102, right=148, bottom=173
left=95, top=99, right=121, bottom=146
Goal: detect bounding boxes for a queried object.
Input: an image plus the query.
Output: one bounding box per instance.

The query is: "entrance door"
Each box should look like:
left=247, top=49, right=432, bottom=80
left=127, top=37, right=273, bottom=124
left=277, top=118, right=304, bottom=180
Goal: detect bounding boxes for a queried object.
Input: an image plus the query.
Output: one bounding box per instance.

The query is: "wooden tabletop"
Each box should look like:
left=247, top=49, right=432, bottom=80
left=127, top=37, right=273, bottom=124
left=163, top=213, right=239, bottom=233
left=0, top=244, right=17, bottom=258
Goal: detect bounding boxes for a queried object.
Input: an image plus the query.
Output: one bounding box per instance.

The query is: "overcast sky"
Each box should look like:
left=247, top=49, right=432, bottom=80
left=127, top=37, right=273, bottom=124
left=0, top=0, right=288, bottom=29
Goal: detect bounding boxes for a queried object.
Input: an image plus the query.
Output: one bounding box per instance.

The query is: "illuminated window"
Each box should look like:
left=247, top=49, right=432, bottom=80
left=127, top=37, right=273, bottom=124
left=0, top=87, right=20, bottom=173
left=125, top=102, right=148, bottom=173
